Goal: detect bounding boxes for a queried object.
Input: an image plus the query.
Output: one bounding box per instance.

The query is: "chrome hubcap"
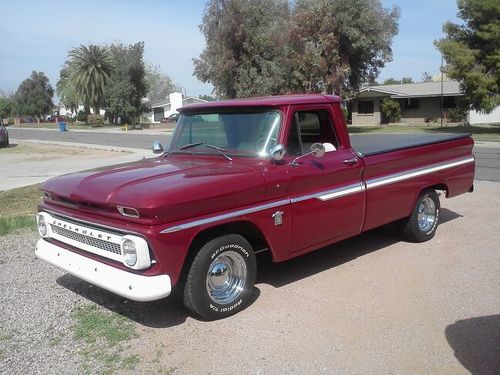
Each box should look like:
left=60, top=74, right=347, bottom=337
left=417, top=197, right=436, bottom=232
left=206, top=250, right=247, bottom=304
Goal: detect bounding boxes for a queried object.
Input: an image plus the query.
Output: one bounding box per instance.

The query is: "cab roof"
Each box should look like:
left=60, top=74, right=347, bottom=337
left=179, top=94, right=341, bottom=113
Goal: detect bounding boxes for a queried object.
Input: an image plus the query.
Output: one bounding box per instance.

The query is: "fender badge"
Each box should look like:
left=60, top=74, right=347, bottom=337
left=272, top=211, right=284, bottom=226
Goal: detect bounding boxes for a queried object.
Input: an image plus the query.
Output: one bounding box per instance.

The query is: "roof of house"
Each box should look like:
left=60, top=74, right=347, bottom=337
left=358, top=80, right=462, bottom=98
left=146, top=96, right=208, bottom=108
left=179, top=94, right=341, bottom=112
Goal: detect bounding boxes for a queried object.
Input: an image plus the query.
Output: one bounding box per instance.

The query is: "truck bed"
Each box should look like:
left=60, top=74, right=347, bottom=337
left=350, top=133, right=471, bottom=156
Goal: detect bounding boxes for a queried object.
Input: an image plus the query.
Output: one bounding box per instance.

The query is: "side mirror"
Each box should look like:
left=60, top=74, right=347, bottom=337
left=270, top=144, right=286, bottom=161
left=152, top=141, right=164, bottom=154
left=290, top=143, right=326, bottom=166
left=310, top=143, right=326, bottom=158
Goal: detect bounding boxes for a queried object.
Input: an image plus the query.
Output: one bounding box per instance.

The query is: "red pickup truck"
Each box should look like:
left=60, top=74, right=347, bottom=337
left=35, top=95, right=475, bottom=320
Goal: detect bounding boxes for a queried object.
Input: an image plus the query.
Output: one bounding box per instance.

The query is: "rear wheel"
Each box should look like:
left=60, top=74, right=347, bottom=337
left=183, top=234, right=256, bottom=320
left=399, top=189, right=440, bottom=242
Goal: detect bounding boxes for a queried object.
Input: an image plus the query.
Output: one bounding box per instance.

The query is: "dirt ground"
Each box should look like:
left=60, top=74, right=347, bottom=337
left=0, top=141, right=148, bottom=191
left=41, top=180, right=499, bottom=374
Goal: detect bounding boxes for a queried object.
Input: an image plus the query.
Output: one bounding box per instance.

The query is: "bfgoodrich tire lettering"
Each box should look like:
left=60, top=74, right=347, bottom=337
left=183, top=234, right=256, bottom=320
left=399, top=189, right=440, bottom=242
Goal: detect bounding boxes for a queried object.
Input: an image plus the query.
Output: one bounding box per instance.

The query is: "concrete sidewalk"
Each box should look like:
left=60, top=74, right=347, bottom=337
left=10, top=125, right=174, bottom=136
left=0, top=140, right=152, bottom=191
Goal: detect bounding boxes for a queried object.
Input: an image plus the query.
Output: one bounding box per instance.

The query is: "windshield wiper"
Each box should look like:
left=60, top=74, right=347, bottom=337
left=202, top=144, right=233, bottom=161
left=165, top=142, right=232, bottom=161
left=163, top=142, right=203, bottom=156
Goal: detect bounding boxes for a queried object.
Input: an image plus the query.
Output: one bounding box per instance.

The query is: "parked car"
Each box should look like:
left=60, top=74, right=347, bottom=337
left=0, top=124, right=9, bottom=148
left=35, top=95, right=475, bottom=320
left=161, top=112, right=180, bottom=124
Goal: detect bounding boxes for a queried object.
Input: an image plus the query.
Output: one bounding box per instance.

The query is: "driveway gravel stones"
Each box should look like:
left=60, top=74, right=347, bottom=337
left=1, top=181, right=499, bottom=374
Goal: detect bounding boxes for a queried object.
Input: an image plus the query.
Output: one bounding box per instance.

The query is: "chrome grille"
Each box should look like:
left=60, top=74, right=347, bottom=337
left=50, top=224, right=122, bottom=255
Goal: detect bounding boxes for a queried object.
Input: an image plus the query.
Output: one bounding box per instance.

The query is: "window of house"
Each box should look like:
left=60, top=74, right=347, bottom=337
left=287, top=110, right=339, bottom=156
left=153, top=107, right=164, bottom=122
left=443, top=97, right=456, bottom=109
left=358, top=101, right=374, bottom=114
left=403, top=98, right=419, bottom=109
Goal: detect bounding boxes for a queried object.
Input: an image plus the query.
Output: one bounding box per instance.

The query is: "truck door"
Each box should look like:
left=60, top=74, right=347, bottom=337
left=285, top=105, right=365, bottom=253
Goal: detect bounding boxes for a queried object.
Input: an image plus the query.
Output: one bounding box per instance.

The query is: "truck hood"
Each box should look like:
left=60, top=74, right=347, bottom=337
left=41, top=155, right=267, bottom=224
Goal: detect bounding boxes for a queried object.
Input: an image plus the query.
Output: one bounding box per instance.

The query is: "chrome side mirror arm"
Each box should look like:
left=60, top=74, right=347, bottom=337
left=289, top=143, right=326, bottom=166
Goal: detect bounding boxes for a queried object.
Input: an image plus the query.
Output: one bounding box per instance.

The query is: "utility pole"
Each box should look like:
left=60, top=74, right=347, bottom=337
left=440, top=54, right=444, bottom=128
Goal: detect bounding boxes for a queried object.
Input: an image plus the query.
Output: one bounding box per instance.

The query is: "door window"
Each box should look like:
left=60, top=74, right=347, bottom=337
left=287, top=110, right=338, bottom=155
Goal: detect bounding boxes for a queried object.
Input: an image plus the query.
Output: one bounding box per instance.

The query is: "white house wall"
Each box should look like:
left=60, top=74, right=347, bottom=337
left=468, top=106, right=500, bottom=124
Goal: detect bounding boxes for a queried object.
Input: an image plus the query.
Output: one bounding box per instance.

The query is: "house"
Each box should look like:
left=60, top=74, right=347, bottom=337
left=351, top=81, right=464, bottom=125
left=142, top=92, right=208, bottom=123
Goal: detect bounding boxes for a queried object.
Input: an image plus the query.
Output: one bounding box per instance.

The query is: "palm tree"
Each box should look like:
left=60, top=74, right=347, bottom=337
left=68, top=45, right=113, bottom=115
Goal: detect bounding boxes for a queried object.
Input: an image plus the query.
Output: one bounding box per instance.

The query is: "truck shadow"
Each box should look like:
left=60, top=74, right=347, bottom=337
left=445, top=315, right=500, bottom=373
left=56, top=207, right=462, bottom=328
left=56, top=274, right=190, bottom=328
left=257, top=207, right=462, bottom=288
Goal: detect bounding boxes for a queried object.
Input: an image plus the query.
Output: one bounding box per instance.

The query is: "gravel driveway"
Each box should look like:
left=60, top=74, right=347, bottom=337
left=1, top=181, right=499, bottom=374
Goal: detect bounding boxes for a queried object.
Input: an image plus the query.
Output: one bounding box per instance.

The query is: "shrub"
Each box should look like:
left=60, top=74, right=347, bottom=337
left=76, top=110, right=87, bottom=122
left=87, top=114, right=104, bottom=127
left=447, top=107, right=468, bottom=123
left=380, top=98, right=401, bottom=123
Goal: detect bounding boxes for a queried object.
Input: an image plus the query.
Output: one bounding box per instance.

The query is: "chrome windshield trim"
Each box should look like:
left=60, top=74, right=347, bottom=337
left=160, top=199, right=291, bottom=234
left=365, top=157, right=475, bottom=189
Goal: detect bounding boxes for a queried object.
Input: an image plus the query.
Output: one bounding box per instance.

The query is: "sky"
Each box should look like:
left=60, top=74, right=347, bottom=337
left=0, top=0, right=462, bottom=100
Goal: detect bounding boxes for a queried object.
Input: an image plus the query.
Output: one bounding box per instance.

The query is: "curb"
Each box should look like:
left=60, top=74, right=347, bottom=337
left=10, top=138, right=152, bottom=157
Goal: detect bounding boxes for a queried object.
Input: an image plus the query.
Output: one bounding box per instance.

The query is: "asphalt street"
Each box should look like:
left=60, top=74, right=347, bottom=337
left=9, top=127, right=500, bottom=182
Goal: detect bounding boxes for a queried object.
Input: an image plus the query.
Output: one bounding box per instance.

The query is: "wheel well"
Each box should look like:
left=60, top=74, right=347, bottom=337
left=424, top=183, right=449, bottom=198
left=177, top=221, right=270, bottom=291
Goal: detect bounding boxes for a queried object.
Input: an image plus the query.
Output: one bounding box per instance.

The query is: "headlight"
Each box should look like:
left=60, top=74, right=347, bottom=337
left=36, top=213, right=48, bottom=237
left=122, top=239, right=137, bottom=267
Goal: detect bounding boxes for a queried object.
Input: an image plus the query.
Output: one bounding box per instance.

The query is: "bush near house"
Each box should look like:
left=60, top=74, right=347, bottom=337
left=380, top=98, right=401, bottom=123
left=447, top=107, right=468, bottom=123
left=87, top=114, right=105, bottom=127
left=76, top=110, right=87, bottom=122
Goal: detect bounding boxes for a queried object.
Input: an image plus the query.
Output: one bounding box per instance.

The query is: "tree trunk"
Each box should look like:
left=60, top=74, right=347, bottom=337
left=93, top=107, right=100, bottom=116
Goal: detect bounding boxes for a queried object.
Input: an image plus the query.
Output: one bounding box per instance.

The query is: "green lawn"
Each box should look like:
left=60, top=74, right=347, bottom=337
left=348, top=123, right=500, bottom=142
left=0, top=184, right=41, bottom=235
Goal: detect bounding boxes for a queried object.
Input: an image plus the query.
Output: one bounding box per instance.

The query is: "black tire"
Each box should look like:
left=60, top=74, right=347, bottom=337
left=183, top=234, right=256, bottom=320
left=399, top=189, right=440, bottom=242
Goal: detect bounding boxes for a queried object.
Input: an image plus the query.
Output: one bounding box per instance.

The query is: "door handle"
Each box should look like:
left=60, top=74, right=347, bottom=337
left=342, top=157, right=358, bottom=166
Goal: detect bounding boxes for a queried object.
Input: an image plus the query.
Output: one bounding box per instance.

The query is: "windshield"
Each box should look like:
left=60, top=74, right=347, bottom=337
left=167, top=111, right=281, bottom=157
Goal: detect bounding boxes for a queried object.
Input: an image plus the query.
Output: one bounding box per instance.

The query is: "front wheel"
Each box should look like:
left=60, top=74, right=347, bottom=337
left=399, top=189, right=440, bottom=242
left=183, top=234, right=256, bottom=320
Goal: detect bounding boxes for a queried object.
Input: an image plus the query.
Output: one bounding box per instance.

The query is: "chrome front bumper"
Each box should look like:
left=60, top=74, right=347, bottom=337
left=35, top=239, right=171, bottom=302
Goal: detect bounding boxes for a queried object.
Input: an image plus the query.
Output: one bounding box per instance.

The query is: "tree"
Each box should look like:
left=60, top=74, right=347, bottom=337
left=14, top=71, right=54, bottom=122
left=382, top=77, right=413, bottom=85
left=435, top=0, right=500, bottom=113
left=105, top=42, right=147, bottom=124
left=145, top=64, right=180, bottom=101
left=422, top=72, right=433, bottom=82
left=195, top=0, right=399, bottom=98
left=56, top=62, right=81, bottom=115
left=0, top=91, right=15, bottom=120
left=194, top=0, right=291, bottom=98
left=289, top=0, right=400, bottom=96
left=67, top=45, right=114, bottom=115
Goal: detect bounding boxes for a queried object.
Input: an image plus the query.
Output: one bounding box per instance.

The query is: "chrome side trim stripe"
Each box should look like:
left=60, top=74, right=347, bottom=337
left=160, top=199, right=290, bottom=233
left=317, top=183, right=366, bottom=201
left=365, top=157, right=475, bottom=189
left=161, top=156, right=473, bottom=233
left=290, top=182, right=365, bottom=203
